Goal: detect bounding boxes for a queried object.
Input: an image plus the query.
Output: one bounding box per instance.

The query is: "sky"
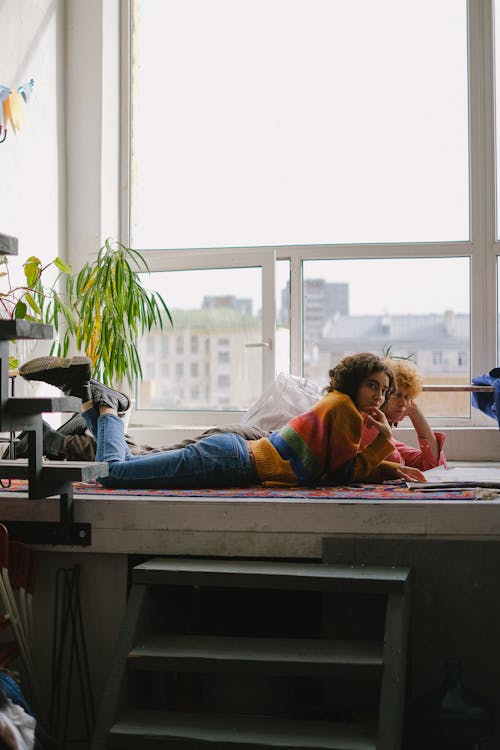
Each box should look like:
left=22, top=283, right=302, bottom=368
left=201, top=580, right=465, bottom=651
left=142, top=255, right=471, bottom=318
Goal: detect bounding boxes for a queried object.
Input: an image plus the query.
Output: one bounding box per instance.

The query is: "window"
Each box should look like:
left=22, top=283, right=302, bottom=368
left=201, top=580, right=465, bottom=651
left=131, top=0, right=468, bottom=247
left=127, top=0, right=499, bottom=435
left=302, top=257, right=471, bottom=417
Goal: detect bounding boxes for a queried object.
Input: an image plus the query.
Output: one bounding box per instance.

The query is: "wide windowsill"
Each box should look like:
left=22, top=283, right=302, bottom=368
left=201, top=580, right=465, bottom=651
left=1, top=480, right=499, bottom=556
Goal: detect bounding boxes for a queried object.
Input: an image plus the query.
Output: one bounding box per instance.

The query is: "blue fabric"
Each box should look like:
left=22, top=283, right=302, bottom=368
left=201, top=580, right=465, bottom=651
left=0, top=672, right=33, bottom=716
left=471, top=369, right=500, bottom=428
left=84, top=411, right=258, bottom=489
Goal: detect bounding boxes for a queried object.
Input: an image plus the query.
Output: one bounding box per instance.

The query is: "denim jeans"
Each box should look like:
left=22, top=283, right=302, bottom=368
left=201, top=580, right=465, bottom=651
left=83, top=408, right=258, bottom=489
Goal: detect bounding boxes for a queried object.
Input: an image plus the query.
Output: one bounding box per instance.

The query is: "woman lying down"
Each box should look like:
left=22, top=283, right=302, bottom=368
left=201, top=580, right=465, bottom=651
left=19, top=352, right=434, bottom=489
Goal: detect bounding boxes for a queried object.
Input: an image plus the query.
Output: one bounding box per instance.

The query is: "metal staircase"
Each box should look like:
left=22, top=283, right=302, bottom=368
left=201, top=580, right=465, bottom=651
left=92, top=556, right=411, bottom=750
left=0, top=234, right=108, bottom=544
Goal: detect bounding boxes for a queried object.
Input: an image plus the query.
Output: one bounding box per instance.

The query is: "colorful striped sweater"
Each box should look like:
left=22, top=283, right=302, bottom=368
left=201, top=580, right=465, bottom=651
left=250, top=390, right=401, bottom=486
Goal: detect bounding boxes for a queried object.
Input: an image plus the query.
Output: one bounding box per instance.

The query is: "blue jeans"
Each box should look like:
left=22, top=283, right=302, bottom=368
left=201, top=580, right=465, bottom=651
left=83, top=408, right=258, bottom=489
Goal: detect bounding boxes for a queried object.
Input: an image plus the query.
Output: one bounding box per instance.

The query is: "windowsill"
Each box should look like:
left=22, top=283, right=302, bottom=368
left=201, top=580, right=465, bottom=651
left=1, top=485, right=499, bottom=556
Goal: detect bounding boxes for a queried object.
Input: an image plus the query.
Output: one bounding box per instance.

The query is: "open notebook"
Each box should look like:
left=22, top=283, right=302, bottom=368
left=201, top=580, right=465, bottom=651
left=407, top=465, right=500, bottom=490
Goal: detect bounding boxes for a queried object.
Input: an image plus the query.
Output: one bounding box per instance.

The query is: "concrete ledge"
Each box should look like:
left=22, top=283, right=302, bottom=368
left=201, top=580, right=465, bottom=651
left=1, top=491, right=499, bottom=556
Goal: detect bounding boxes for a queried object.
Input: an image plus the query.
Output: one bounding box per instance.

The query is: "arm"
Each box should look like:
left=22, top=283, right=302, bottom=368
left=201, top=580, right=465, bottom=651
left=400, top=400, right=447, bottom=470
left=406, top=400, right=438, bottom=457
left=350, top=407, right=402, bottom=482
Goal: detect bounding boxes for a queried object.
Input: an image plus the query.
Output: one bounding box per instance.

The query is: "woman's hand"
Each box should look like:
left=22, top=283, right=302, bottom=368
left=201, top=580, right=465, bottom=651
left=397, top=466, right=427, bottom=483
left=363, top=407, right=392, bottom=441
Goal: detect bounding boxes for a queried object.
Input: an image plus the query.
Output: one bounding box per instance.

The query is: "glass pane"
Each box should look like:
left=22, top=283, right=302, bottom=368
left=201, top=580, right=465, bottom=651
left=301, top=258, right=470, bottom=417
left=131, top=0, right=469, bottom=248
left=138, top=268, right=262, bottom=410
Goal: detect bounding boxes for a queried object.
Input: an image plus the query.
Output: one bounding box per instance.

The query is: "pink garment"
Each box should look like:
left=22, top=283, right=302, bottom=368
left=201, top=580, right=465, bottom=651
left=360, top=425, right=447, bottom=471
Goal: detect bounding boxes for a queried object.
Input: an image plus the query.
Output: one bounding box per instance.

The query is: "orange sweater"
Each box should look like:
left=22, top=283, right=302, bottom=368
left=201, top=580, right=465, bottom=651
left=250, top=390, right=401, bottom=486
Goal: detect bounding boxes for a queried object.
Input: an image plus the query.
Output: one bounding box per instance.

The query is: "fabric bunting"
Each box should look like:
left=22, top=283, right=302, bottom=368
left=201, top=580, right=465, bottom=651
left=0, top=79, right=34, bottom=142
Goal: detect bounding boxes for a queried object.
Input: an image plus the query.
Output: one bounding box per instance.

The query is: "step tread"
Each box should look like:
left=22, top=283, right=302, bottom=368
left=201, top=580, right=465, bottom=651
left=5, top=396, right=82, bottom=414
left=109, top=709, right=376, bottom=749
left=128, top=634, right=383, bottom=674
left=0, top=319, right=52, bottom=339
left=133, top=558, right=410, bottom=593
left=127, top=634, right=383, bottom=675
left=0, top=458, right=108, bottom=482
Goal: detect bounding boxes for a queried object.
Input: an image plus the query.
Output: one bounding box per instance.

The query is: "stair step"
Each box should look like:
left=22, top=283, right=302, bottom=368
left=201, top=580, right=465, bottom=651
left=133, top=558, right=410, bottom=594
left=5, top=396, right=83, bottom=414
left=108, top=710, right=376, bottom=749
left=128, top=635, right=383, bottom=677
left=0, top=459, right=108, bottom=483
left=0, top=319, right=52, bottom=339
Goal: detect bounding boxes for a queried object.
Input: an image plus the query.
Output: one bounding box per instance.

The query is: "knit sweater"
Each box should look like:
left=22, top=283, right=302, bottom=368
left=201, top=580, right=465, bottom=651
left=250, top=390, right=401, bottom=486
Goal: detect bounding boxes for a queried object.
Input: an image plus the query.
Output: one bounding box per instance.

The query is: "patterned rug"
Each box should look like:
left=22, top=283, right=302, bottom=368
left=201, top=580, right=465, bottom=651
left=0, top=478, right=479, bottom=501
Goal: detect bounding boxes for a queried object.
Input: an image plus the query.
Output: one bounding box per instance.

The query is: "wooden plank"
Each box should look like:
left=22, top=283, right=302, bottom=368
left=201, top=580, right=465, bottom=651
left=128, top=634, right=383, bottom=677
left=5, top=396, right=83, bottom=414
left=0, top=459, right=108, bottom=481
left=0, top=233, right=18, bottom=256
left=92, top=584, right=153, bottom=750
left=376, top=591, right=411, bottom=750
left=132, top=558, right=410, bottom=594
left=108, top=709, right=377, bottom=749
left=0, top=319, right=53, bottom=339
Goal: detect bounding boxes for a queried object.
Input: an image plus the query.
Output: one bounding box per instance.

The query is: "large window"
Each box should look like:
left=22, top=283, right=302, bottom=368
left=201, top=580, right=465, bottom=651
left=127, top=0, right=497, bottom=428
left=131, top=0, right=468, bottom=247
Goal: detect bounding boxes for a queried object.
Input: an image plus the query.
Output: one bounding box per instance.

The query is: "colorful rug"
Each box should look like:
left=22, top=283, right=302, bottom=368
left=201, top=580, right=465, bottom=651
left=0, top=478, right=479, bottom=501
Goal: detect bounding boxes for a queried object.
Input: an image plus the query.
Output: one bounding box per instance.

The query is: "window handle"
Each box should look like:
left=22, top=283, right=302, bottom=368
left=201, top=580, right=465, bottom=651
left=245, top=338, right=273, bottom=350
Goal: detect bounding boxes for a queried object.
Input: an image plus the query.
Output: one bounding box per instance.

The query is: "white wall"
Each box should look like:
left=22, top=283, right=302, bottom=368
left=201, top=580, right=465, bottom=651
left=0, top=0, right=65, bottom=285
left=0, top=0, right=120, bottom=405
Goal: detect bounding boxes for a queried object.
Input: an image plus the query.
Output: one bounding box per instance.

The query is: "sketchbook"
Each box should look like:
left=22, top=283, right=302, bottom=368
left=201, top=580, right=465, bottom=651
left=406, top=465, right=500, bottom=490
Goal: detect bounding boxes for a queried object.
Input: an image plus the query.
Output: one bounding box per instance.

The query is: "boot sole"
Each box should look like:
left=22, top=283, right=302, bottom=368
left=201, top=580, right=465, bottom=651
left=19, top=355, right=91, bottom=381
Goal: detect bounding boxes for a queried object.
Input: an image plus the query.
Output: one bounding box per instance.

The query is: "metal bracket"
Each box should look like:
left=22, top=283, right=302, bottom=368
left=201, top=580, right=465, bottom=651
left=3, top=520, right=91, bottom=546
left=2, top=486, right=92, bottom=546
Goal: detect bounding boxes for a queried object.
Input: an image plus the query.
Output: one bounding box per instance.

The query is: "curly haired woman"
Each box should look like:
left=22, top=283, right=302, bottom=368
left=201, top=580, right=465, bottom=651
left=360, top=358, right=446, bottom=471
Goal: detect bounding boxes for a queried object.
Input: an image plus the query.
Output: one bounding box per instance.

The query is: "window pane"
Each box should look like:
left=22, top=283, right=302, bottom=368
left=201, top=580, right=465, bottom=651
left=301, top=258, right=470, bottom=417
left=131, top=0, right=469, bottom=248
left=138, top=268, right=262, bottom=410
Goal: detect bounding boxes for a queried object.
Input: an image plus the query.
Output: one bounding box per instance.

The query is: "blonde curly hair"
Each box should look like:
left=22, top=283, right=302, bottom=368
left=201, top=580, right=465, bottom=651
left=382, top=358, right=423, bottom=399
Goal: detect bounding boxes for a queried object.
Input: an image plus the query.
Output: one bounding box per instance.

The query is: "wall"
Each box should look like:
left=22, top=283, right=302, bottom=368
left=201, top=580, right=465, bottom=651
left=0, top=0, right=65, bottom=290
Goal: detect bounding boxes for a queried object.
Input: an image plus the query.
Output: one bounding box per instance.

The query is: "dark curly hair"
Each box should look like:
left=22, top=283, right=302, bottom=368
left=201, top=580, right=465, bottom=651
left=325, top=352, right=395, bottom=406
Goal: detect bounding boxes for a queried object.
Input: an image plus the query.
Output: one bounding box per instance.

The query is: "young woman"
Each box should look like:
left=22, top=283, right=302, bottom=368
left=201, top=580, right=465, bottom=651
left=360, top=358, right=447, bottom=470
left=19, top=352, right=426, bottom=489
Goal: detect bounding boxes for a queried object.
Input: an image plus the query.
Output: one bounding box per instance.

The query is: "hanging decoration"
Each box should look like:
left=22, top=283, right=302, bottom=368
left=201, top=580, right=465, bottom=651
left=0, top=79, right=35, bottom=143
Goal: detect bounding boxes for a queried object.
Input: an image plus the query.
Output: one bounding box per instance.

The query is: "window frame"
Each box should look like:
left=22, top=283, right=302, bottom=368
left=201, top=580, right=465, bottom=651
left=121, top=0, right=498, bottom=434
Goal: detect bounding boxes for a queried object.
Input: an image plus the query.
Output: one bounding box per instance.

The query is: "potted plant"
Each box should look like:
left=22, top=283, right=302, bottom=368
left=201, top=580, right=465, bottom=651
left=0, top=254, right=72, bottom=369
left=44, top=238, right=172, bottom=388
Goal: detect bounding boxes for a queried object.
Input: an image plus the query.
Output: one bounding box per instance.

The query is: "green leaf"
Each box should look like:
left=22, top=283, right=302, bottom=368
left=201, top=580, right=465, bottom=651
left=14, top=300, right=27, bottom=319
left=24, top=258, right=42, bottom=287
left=25, top=292, right=42, bottom=316
left=54, top=257, right=72, bottom=274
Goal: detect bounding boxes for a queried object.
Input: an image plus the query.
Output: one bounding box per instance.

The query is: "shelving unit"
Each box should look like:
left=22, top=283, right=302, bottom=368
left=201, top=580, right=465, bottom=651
left=92, top=556, right=411, bottom=750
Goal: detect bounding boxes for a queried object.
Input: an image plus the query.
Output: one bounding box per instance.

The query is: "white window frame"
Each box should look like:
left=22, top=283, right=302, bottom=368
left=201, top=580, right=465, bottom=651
left=121, top=1, right=500, bottom=452
left=137, top=248, right=276, bottom=426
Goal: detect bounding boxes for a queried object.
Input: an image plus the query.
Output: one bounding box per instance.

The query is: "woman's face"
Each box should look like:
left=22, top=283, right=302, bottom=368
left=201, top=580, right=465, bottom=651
left=356, top=371, right=390, bottom=412
left=383, top=384, right=412, bottom=424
